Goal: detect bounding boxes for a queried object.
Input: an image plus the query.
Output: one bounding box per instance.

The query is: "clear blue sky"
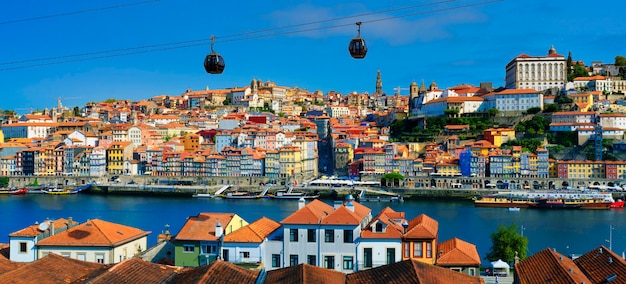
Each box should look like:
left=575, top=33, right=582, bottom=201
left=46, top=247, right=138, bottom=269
left=1, top=0, right=624, bottom=112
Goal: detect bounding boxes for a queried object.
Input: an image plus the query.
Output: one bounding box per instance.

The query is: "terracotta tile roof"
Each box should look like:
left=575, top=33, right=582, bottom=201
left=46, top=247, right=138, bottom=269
left=9, top=218, right=79, bottom=237
left=265, top=263, right=346, bottom=284
left=0, top=253, right=106, bottom=284
left=76, top=257, right=185, bottom=284
left=361, top=207, right=406, bottom=239
left=436, top=238, right=481, bottom=266
left=175, top=213, right=236, bottom=241
left=169, top=259, right=259, bottom=284
left=223, top=217, right=281, bottom=243
left=37, top=219, right=150, bottom=247
left=404, top=214, right=438, bottom=239
left=0, top=244, right=24, bottom=274
left=346, top=259, right=484, bottom=284
left=573, top=246, right=626, bottom=283
left=515, top=248, right=591, bottom=284
left=281, top=199, right=334, bottom=224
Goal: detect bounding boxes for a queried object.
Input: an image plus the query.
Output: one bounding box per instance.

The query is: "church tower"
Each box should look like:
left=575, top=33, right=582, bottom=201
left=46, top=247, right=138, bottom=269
left=409, top=81, right=419, bottom=114
left=375, top=70, right=382, bottom=94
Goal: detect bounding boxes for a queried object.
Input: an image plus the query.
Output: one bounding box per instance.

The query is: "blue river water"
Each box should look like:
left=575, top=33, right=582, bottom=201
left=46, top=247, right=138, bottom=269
left=1, top=194, right=625, bottom=266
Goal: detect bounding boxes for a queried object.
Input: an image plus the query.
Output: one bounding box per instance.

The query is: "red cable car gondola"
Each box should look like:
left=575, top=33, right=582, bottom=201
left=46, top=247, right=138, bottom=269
left=204, top=36, right=225, bottom=74
left=348, top=22, right=367, bottom=59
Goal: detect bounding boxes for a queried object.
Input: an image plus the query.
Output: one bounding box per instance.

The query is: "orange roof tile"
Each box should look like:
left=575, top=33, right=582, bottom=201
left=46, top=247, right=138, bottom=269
left=265, top=263, right=346, bottom=284
left=9, top=218, right=78, bottom=237
left=573, top=246, right=626, bottom=283
left=437, top=238, right=481, bottom=266
left=37, top=219, right=150, bottom=247
left=346, top=259, right=484, bottom=284
left=77, top=257, right=185, bottom=283
left=175, top=213, right=236, bottom=241
left=404, top=214, right=438, bottom=239
left=281, top=200, right=334, bottom=224
left=170, top=259, right=259, bottom=284
left=515, top=248, right=591, bottom=284
left=0, top=253, right=106, bottom=284
left=223, top=217, right=281, bottom=243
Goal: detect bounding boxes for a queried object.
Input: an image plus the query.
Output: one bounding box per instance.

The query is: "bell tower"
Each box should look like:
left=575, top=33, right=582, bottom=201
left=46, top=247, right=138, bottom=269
left=375, top=70, right=382, bottom=94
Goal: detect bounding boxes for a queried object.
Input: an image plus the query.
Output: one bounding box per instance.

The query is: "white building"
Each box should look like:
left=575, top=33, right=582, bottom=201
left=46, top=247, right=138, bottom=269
left=481, top=88, right=543, bottom=115
left=280, top=197, right=372, bottom=273
left=357, top=207, right=405, bottom=270
left=89, top=146, right=107, bottom=176
left=1, top=122, right=56, bottom=139
left=9, top=218, right=79, bottom=262
left=222, top=217, right=283, bottom=270
left=420, top=96, right=485, bottom=117
left=35, top=219, right=149, bottom=264
left=326, top=105, right=351, bottom=118
left=505, top=46, right=567, bottom=91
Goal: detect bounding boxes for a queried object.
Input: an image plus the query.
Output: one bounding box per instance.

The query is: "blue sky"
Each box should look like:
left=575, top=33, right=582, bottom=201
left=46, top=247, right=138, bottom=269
left=1, top=0, right=624, bottom=112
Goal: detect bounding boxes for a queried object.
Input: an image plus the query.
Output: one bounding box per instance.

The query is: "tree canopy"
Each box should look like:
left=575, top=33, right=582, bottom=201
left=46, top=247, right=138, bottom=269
left=486, top=223, right=528, bottom=263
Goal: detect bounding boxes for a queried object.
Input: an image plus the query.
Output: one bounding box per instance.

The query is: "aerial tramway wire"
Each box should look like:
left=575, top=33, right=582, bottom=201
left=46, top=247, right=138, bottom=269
left=0, top=0, right=161, bottom=25
left=0, top=0, right=502, bottom=71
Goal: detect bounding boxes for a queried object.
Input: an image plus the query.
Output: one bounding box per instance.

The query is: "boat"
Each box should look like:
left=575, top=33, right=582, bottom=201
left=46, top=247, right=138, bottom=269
left=192, top=193, right=213, bottom=198
left=529, top=198, right=584, bottom=209
left=272, top=187, right=319, bottom=200
left=221, top=184, right=271, bottom=199
left=0, top=187, right=11, bottom=195
left=71, top=183, right=92, bottom=194
left=474, top=191, right=620, bottom=210
left=9, top=188, right=28, bottom=195
left=44, top=186, right=75, bottom=195
left=610, top=199, right=625, bottom=208
left=508, top=207, right=521, bottom=212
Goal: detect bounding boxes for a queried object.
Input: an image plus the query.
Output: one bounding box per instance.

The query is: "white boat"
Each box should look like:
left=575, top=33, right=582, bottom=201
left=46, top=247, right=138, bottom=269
left=192, top=193, right=212, bottom=198
left=508, top=207, right=521, bottom=212
left=273, top=187, right=319, bottom=199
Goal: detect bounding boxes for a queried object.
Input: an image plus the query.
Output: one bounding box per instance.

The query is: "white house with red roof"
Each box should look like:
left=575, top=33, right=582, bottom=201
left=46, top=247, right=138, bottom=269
left=221, top=217, right=283, bottom=270
left=8, top=218, right=79, bottom=263
left=481, top=88, right=543, bottom=114
left=280, top=197, right=372, bottom=273
left=357, top=207, right=406, bottom=270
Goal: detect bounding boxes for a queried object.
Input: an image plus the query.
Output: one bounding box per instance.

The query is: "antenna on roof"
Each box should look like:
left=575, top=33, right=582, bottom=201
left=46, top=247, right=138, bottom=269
left=38, top=221, right=49, bottom=231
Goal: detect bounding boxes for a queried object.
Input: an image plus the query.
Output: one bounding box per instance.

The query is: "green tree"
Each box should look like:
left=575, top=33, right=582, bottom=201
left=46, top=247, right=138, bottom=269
left=566, top=51, right=573, bottom=79
left=0, top=177, right=8, bottom=187
left=487, top=108, right=499, bottom=117
left=105, top=98, right=117, bottom=103
left=486, top=223, right=528, bottom=263
left=544, top=104, right=558, bottom=112
left=444, top=108, right=460, bottom=117
left=616, top=55, right=626, bottom=79
left=381, top=172, right=404, bottom=187
left=73, top=106, right=80, bottom=117
left=568, top=64, right=589, bottom=81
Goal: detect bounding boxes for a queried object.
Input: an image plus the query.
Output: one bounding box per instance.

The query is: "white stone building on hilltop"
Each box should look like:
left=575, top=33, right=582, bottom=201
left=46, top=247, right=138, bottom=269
left=505, top=46, right=567, bottom=91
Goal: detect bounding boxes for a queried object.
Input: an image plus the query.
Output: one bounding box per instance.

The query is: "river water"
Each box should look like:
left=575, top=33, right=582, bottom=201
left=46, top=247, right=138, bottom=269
left=1, top=194, right=625, bottom=265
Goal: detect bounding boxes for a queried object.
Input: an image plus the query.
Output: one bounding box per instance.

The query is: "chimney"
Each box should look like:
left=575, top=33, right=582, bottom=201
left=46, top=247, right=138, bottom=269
left=402, top=221, right=409, bottom=234
left=215, top=221, right=223, bottom=238
left=298, top=197, right=306, bottom=209
left=334, top=201, right=342, bottom=210
left=67, top=217, right=73, bottom=228
left=50, top=221, right=55, bottom=236
left=345, top=194, right=355, bottom=212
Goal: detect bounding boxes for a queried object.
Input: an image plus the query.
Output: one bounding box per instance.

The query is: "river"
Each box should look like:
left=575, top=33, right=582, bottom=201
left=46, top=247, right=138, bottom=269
left=1, top=194, right=625, bottom=265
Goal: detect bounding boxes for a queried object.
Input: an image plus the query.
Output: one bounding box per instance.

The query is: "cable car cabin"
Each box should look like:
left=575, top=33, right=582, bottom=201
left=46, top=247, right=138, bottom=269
left=204, top=53, right=225, bottom=74
left=348, top=37, right=367, bottom=59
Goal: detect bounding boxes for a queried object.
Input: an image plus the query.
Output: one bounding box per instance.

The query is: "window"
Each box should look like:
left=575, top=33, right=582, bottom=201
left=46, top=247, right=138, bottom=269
left=324, top=256, right=335, bottom=269
left=387, top=248, right=396, bottom=264
left=289, top=255, right=299, bottom=266
left=183, top=244, right=195, bottom=253
left=413, top=241, right=423, bottom=257
left=363, top=248, right=373, bottom=268
left=343, top=230, right=353, bottom=243
left=343, top=256, right=353, bottom=270
left=307, top=255, right=316, bottom=265
left=241, top=251, right=250, bottom=258
left=77, top=253, right=86, bottom=261
left=272, top=254, right=281, bottom=267
left=403, top=242, right=410, bottom=258
left=289, top=229, right=298, bottom=242
left=426, top=242, right=432, bottom=258
left=223, top=249, right=229, bottom=261
left=19, top=242, right=27, bottom=253
left=61, top=252, right=70, bottom=258
left=307, top=229, right=316, bottom=242
left=96, top=254, right=105, bottom=264
left=325, top=229, right=334, bottom=242
left=202, top=244, right=217, bottom=254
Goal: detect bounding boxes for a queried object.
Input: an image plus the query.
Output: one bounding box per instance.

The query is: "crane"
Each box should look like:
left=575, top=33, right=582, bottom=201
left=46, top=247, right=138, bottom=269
left=392, top=86, right=409, bottom=96
left=52, top=97, right=82, bottom=110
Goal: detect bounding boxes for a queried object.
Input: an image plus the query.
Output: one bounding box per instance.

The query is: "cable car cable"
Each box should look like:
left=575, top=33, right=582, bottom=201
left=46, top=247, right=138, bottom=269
left=0, top=0, right=502, bottom=71
left=0, top=0, right=161, bottom=25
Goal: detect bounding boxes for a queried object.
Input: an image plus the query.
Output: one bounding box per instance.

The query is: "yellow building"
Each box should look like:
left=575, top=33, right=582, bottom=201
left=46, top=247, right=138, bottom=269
left=402, top=214, right=438, bottom=265
left=483, top=128, right=516, bottom=148
left=106, top=141, right=133, bottom=175
left=279, top=145, right=302, bottom=179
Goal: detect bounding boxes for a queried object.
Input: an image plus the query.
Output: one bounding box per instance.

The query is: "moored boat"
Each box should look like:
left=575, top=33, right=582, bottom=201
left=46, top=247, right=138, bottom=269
left=9, top=188, right=28, bottom=195
left=272, top=187, right=319, bottom=200
left=610, top=199, right=625, bottom=208
left=44, top=186, right=75, bottom=195
left=529, top=198, right=583, bottom=209
left=474, top=190, right=620, bottom=210
left=473, top=195, right=535, bottom=208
